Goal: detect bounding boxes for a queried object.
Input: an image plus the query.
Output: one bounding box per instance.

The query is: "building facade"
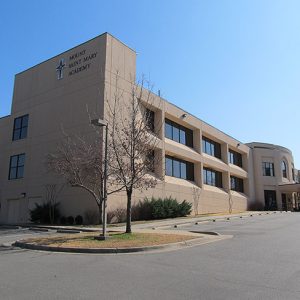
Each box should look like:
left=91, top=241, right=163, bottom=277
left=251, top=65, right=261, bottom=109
left=0, top=33, right=298, bottom=224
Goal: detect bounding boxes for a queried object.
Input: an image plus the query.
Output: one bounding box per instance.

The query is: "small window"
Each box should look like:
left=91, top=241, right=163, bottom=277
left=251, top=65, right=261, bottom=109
left=262, top=162, right=275, bottom=177
left=202, top=136, right=221, bottom=159
left=165, top=155, right=194, bottom=181
left=230, top=176, right=244, bottom=192
left=165, top=119, right=193, bottom=147
left=281, top=161, right=287, bottom=178
left=9, top=154, right=26, bottom=180
left=228, top=149, right=242, bottom=167
left=13, top=114, right=29, bottom=141
left=203, top=167, right=222, bottom=188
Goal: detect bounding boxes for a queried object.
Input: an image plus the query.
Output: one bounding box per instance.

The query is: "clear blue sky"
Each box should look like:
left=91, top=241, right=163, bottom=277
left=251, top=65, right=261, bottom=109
left=1, top=0, right=299, bottom=165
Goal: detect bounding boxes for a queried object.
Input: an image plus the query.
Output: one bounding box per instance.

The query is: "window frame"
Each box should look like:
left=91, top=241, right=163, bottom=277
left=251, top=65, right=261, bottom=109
left=203, top=167, right=223, bottom=188
left=165, top=118, right=193, bottom=147
left=281, top=161, right=287, bottom=178
left=228, top=149, right=242, bottom=167
left=262, top=162, right=275, bottom=177
left=165, top=155, right=194, bottom=181
left=202, top=136, right=221, bottom=159
left=12, top=114, right=29, bottom=141
left=230, top=176, right=244, bottom=192
left=8, top=153, right=26, bottom=180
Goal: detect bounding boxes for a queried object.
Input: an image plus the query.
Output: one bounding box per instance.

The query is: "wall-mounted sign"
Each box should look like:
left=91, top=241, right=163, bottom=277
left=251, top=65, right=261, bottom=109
left=56, top=49, right=98, bottom=80
left=56, top=59, right=66, bottom=80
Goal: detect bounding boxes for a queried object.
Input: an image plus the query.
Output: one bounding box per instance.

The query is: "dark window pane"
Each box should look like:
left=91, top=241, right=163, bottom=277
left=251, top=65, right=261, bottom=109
left=165, top=157, right=173, bottom=176
left=180, top=162, right=187, bottom=179
left=179, top=129, right=186, bottom=145
left=13, top=129, right=21, bottom=141
left=173, top=125, right=180, bottom=143
left=17, top=166, right=24, bottom=178
left=18, top=154, right=25, bottom=166
left=165, top=122, right=173, bottom=139
left=186, top=162, right=194, bottom=180
left=14, top=117, right=22, bottom=129
left=173, top=160, right=180, bottom=177
left=22, top=115, right=29, bottom=127
left=20, top=127, right=28, bottom=139
left=10, top=156, right=18, bottom=167
left=9, top=168, right=17, bottom=180
left=186, top=129, right=193, bottom=147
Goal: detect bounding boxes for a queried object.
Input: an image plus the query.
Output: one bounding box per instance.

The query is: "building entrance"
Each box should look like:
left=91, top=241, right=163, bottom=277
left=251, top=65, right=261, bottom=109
left=264, top=190, right=277, bottom=210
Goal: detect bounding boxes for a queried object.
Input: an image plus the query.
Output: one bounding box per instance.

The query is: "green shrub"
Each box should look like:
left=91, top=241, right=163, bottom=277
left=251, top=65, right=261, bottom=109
left=132, top=197, right=192, bottom=221
left=75, top=215, right=83, bottom=225
left=67, top=216, right=74, bottom=225
left=60, top=216, right=66, bottom=225
left=30, top=202, right=60, bottom=224
left=150, top=197, right=192, bottom=219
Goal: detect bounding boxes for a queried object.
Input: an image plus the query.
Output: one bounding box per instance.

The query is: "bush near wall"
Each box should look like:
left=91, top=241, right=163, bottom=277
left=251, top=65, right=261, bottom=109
left=30, top=202, right=60, bottom=224
left=107, top=197, right=192, bottom=224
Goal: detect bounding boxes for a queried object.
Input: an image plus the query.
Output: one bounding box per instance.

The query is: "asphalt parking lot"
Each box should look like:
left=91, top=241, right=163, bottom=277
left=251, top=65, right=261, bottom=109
left=1, top=212, right=300, bottom=300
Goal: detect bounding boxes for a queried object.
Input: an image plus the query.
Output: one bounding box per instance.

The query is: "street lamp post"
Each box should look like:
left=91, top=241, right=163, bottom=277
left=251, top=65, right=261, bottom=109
left=91, top=118, right=108, bottom=240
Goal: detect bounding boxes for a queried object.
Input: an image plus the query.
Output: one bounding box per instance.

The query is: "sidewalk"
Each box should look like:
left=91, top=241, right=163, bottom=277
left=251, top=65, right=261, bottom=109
left=2, top=211, right=282, bottom=233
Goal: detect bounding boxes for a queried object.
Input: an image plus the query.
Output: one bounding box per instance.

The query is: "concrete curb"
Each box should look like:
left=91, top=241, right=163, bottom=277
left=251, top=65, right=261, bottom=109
left=13, top=234, right=230, bottom=254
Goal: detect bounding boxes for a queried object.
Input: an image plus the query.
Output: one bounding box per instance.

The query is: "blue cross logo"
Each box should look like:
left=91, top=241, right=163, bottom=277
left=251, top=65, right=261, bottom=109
left=56, top=59, right=66, bottom=80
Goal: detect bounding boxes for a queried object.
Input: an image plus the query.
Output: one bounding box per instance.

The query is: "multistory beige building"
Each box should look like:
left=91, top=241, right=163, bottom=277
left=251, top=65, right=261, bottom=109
left=0, top=33, right=299, bottom=224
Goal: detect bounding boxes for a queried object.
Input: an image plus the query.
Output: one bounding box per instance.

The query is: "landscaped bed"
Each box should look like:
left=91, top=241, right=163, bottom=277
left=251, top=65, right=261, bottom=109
left=22, top=232, right=199, bottom=249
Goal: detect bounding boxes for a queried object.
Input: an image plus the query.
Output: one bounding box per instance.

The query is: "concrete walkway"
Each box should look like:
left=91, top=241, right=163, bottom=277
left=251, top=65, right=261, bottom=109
left=3, top=211, right=283, bottom=233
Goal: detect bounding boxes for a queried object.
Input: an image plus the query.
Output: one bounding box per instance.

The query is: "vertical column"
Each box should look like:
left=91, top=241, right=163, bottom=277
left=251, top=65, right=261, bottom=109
left=222, top=143, right=229, bottom=164
left=193, top=128, right=201, bottom=153
left=194, top=162, right=202, bottom=188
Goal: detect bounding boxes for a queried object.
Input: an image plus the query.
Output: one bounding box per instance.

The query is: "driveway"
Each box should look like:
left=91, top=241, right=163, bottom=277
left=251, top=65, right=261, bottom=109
left=1, top=213, right=300, bottom=300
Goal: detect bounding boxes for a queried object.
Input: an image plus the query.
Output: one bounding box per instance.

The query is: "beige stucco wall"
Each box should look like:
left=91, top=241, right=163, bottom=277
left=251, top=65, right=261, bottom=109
left=246, top=142, right=296, bottom=210
left=0, top=32, right=296, bottom=224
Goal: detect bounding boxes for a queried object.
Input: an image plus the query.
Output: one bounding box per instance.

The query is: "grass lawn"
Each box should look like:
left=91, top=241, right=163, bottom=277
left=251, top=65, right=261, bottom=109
left=24, top=232, right=199, bottom=248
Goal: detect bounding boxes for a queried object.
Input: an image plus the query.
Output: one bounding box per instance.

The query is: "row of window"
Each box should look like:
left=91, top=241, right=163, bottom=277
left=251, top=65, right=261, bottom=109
left=165, top=156, right=194, bottom=181
left=165, top=156, right=244, bottom=192
left=164, top=118, right=243, bottom=168
left=262, top=161, right=290, bottom=178
left=165, top=118, right=193, bottom=147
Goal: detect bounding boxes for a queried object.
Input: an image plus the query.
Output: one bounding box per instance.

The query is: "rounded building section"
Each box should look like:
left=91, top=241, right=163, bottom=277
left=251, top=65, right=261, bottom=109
left=247, top=142, right=298, bottom=210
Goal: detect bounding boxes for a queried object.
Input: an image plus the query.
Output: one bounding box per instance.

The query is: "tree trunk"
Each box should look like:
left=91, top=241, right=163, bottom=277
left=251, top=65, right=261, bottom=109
left=98, top=202, right=103, bottom=225
left=126, top=189, right=132, bottom=233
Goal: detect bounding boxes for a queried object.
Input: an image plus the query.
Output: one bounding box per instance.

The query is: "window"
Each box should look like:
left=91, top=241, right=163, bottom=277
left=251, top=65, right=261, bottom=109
left=230, top=176, right=244, bottom=192
left=12, top=114, right=29, bottom=141
left=262, top=162, right=275, bottom=176
left=165, top=119, right=193, bottom=147
left=203, top=167, right=222, bottom=187
left=292, top=163, right=295, bottom=181
left=165, top=155, right=194, bottom=180
left=9, top=154, right=25, bottom=180
left=145, top=109, right=155, bottom=132
left=202, top=136, right=221, bottom=159
left=281, top=161, right=287, bottom=178
left=228, top=149, right=242, bottom=167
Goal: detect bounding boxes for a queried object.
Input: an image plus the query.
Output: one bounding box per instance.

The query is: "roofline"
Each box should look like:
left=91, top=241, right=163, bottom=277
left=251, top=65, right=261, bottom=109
left=16, top=32, right=136, bottom=76
left=0, top=114, right=11, bottom=120
left=246, top=142, right=292, bottom=155
left=162, top=97, right=246, bottom=145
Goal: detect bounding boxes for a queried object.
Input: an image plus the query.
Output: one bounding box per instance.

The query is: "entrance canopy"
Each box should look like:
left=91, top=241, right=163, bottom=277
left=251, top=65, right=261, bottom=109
left=278, top=183, right=300, bottom=193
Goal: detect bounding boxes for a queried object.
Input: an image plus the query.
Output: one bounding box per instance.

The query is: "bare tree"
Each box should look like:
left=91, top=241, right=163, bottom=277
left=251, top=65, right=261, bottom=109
left=192, top=186, right=201, bottom=216
left=107, top=77, right=161, bottom=233
left=44, top=183, right=65, bottom=224
left=46, top=131, right=122, bottom=225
